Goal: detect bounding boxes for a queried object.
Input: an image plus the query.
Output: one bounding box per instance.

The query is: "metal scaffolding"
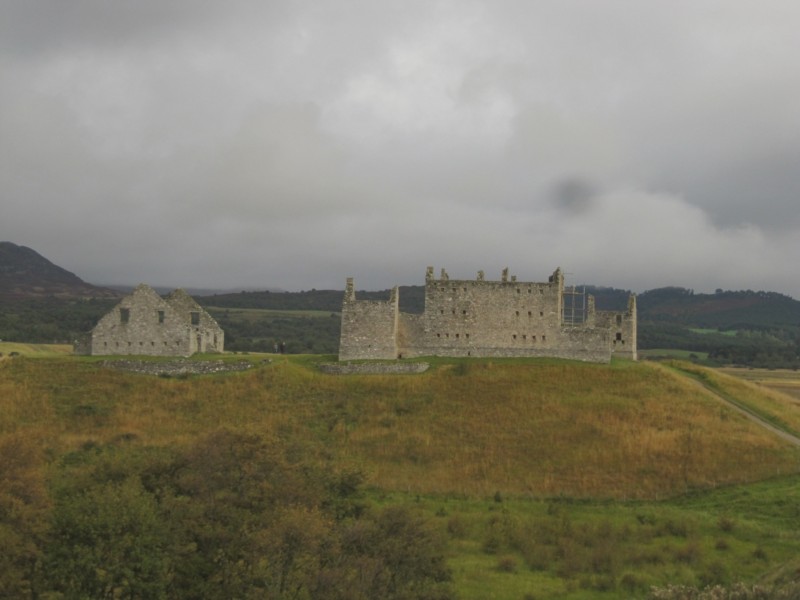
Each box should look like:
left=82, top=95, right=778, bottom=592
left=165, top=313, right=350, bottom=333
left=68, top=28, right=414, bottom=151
left=562, top=278, right=587, bottom=326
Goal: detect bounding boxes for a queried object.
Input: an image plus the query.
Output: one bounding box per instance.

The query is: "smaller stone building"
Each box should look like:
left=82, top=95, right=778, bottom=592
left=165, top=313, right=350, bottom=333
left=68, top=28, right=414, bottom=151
left=74, top=284, right=224, bottom=357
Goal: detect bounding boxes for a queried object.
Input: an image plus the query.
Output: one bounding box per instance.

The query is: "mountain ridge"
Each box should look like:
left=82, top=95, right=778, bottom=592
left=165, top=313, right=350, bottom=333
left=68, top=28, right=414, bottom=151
left=0, top=242, right=119, bottom=299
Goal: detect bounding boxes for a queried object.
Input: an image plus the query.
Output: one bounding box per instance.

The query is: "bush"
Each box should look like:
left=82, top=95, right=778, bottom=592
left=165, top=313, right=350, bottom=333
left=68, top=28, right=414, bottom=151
left=496, top=555, right=517, bottom=573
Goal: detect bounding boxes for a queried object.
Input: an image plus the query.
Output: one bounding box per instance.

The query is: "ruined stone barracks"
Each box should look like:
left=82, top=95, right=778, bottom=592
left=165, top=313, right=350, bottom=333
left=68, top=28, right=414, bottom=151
left=339, top=267, right=636, bottom=363
left=74, top=284, right=224, bottom=357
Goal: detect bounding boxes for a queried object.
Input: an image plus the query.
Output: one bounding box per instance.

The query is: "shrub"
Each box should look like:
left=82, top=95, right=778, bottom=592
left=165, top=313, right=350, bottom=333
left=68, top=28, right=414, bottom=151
left=446, top=515, right=467, bottom=539
left=496, top=555, right=517, bottom=573
left=717, top=516, right=735, bottom=532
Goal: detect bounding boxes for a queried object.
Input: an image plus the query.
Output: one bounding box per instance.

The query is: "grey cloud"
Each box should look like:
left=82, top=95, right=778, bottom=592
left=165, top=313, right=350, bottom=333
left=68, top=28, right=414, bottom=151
left=0, top=1, right=293, bottom=56
left=3, top=1, right=800, bottom=297
left=549, top=178, right=597, bottom=216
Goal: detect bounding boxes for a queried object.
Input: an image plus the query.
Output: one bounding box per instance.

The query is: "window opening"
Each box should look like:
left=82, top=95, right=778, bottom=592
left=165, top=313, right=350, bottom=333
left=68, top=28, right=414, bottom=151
left=158, top=310, right=165, bottom=324
left=120, top=308, right=130, bottom=324
left=190, top=312, right=200, bottom=326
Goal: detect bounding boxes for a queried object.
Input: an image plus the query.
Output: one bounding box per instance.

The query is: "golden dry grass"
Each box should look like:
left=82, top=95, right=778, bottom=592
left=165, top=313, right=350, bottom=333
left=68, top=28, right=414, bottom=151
left=2, top=356, right=799, bottom=500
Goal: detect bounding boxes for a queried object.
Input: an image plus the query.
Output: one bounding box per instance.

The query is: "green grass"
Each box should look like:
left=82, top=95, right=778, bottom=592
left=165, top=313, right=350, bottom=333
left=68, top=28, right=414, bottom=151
left=639, top=348, right=709, bottom=360
left=373, top=475, right=800, bottom=599
left=690, top=328, right=738, bottom=337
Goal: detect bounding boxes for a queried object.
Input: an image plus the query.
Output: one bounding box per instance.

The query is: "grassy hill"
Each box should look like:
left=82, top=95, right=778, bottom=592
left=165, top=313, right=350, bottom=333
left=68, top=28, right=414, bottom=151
left=3, top=355, right=799, bottom=498
left=3, top=354, right=800, bottom=597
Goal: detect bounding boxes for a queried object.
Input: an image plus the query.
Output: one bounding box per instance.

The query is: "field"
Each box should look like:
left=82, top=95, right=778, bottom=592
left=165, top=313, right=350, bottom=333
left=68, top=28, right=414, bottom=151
left=3, top=351, right=800, bottom=598
left=0, top=341, right=73, bottom=357
left=638, top=349, right=710, bottom=361
left=721, top=367, right=800, bottom=402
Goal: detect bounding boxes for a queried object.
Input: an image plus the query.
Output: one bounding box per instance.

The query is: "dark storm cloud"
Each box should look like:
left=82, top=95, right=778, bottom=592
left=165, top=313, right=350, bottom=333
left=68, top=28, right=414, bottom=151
left=550, top=178, right=597, bottom=216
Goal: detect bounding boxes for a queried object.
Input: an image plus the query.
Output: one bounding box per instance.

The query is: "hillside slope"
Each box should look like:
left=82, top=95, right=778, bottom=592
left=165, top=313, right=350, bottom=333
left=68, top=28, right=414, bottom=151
left=2, top=356, right=799, bottom=500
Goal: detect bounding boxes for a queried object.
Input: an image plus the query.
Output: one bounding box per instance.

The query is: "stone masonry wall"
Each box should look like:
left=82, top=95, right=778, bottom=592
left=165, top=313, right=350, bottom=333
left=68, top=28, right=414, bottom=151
left=401, top=267, right=568, bottom=358
left=85, top=284, right=224, bottom=357
left=164, top=288, right=225, bottom=354
left=319, top=362, right=429, bottom=375
left=339, top=278, right=399, bottom=360
left=339, top=267, right=637, bottom=364
left=595, top=294, right=637, bottom=360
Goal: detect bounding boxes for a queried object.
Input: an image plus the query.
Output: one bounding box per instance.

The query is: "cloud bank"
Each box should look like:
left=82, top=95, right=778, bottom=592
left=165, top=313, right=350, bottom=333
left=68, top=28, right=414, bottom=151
left=2, top=1, right=799, bottom=295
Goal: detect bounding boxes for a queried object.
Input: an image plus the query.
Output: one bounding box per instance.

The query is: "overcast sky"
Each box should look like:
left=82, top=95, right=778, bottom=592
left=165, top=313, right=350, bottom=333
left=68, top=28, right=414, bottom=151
left=2, top=1, right=800, bottom=296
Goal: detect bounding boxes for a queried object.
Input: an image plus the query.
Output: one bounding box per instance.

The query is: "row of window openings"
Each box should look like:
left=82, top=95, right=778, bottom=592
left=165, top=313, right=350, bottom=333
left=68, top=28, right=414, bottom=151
left=103, top=334, right=218, bottom=348
left=436, top=333, right=469, bottom=339
left=435, top=333, right=548, bottom=342
left=120, top=308, right=200, bottom=325
left=106, top=341, right=181, bottom=347
left=439, top=287, right=545, bottom=294
left=438, top=309, right=545, bottom=317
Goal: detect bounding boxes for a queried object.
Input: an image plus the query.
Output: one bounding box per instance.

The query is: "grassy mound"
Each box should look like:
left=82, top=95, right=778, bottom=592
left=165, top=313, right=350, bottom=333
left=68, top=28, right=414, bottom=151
left=2, top=355, right=799, bottom=500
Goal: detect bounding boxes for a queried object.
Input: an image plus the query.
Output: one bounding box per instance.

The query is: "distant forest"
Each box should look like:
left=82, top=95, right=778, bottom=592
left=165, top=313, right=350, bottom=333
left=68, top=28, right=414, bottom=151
left=2, top=286, right=800, bottom=368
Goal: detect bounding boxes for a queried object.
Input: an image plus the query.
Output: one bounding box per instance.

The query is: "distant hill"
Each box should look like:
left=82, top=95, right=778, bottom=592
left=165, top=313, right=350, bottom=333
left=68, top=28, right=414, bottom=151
left=0, top=242, right=118, bottom=299
left=199, top=286, right=426, bottom=314
left=638, top=286, right=800, bottom=329
left=202, top=283, right=800, bottom=330
left=2, top=242, right=799, bottom=366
